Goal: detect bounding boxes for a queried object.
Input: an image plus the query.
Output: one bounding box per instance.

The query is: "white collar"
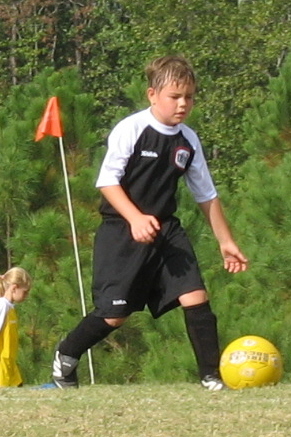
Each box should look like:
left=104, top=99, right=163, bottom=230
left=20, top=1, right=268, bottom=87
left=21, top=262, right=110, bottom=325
left=147, top=107, right=181, bottom=136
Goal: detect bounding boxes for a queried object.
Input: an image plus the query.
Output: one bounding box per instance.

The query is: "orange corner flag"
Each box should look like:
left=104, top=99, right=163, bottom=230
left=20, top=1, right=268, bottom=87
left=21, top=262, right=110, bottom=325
left=35, top=96, right=63, bottom=141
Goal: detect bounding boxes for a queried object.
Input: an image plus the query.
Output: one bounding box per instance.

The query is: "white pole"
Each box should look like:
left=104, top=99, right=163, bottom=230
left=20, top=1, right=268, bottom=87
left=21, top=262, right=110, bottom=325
left=58, top=136, right=95, bottom=385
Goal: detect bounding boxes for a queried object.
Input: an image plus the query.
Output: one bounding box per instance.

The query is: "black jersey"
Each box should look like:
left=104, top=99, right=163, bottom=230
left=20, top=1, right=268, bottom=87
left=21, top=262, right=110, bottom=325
left=96, top=108, right=217, bottom=220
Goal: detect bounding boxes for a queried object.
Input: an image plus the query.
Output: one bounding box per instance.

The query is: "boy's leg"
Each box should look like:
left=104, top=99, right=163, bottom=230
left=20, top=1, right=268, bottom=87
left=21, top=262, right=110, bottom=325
left=180, top=291, right=224, bottom=391
left=149, top=219, right=223, bottom=390
left=52, top=312, right=125, bottom=389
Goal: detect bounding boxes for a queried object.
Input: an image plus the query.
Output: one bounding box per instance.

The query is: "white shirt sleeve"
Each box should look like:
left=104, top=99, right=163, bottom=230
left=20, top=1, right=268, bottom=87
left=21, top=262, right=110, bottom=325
left=182, top=126, right=217, bottom=203
left=96, top=118, right=137, bottom=188
left=0, top=298, right=13, bottom=331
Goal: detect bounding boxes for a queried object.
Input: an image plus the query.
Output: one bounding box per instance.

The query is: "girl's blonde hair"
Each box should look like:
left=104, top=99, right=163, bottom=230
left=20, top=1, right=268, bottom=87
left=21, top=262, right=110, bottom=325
left=0, top=267, right=32, bottom=297
left=145, top=55, right=196, bottom=92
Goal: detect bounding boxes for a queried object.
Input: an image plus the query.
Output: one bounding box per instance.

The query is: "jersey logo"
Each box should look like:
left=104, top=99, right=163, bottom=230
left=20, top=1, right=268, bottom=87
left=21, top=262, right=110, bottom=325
left=174, top=147, right=191, bottom=169
left=141, top=150, right=158, bottom=158
left=112, top=299, right=127, bottom=306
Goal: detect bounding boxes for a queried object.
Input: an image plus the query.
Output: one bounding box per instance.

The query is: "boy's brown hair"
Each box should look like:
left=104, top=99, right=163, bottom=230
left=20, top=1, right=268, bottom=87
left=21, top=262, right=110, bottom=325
left=145, top=55, right=196, bottom=92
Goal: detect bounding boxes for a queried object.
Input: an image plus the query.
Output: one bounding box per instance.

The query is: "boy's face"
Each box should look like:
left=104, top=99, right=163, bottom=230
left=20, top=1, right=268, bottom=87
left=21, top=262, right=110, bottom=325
left=147, top=80, right=195, bottom=126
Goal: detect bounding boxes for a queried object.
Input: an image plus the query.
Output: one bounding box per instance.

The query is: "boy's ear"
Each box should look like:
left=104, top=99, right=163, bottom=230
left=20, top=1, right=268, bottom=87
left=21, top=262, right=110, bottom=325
left=147, top=87, right=156, bottom=105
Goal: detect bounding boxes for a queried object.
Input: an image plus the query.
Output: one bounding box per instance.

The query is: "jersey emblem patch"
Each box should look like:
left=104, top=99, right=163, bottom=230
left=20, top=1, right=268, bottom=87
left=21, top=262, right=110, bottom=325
left=174, top=147, right=191, bottom=169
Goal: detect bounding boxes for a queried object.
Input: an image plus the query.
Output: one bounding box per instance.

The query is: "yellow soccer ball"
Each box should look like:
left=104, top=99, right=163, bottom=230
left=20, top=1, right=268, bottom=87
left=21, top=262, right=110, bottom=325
left=219, top=335, right=283, bottom=389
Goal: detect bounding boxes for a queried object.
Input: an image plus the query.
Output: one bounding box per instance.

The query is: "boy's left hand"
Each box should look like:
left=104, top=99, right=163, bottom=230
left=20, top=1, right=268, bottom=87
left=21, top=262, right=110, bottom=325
left=220, top=241, right=248, bottom=273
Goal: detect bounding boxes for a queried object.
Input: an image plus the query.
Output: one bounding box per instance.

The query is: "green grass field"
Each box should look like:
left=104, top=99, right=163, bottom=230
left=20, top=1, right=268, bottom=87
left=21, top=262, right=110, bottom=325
left=1, top=383, right=291, bottom=436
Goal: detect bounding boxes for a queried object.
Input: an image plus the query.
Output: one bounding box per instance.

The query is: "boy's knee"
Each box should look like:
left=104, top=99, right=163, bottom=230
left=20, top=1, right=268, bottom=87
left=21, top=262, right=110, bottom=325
left=104, top=317, right=127, bottom=328
left=179, top=289, right=208, bottom=307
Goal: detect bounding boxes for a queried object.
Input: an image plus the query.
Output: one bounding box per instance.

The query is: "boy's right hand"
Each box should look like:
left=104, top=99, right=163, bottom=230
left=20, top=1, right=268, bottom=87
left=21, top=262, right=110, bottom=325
left=129, top=214, right=160, bottom=243
left=99, top=186, right=160, bottom=243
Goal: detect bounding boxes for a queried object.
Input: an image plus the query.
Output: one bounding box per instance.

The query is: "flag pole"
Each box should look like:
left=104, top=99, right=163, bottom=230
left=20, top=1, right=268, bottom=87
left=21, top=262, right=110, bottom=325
left=58, top=136, right=95, bottom=385
left=35, top=97, right=95, bottom=385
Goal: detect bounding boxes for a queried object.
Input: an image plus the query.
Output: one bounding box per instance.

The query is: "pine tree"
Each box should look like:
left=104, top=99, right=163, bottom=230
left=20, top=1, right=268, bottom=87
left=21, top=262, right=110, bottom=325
left=207, top=53, right=291, bottom=376
left=0, top=66, right=102, bottom=384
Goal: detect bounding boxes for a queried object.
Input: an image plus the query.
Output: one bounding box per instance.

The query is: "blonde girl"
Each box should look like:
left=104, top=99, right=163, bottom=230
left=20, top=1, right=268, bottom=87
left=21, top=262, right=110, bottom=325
left=0, top=267, right=32, bottom=387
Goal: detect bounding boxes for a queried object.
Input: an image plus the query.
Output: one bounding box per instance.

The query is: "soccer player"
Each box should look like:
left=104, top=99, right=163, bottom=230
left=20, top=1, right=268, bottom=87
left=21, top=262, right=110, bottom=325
left=53, top=55, right=248, bottom=390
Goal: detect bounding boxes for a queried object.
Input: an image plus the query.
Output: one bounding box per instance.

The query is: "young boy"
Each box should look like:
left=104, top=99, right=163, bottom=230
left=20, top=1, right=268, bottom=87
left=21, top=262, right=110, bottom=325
left=53, top=55, right=248, bottom=390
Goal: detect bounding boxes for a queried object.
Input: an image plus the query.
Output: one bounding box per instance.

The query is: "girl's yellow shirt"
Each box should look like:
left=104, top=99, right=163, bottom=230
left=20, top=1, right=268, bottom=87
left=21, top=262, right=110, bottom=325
left=0, top=301, right=22, bottom=387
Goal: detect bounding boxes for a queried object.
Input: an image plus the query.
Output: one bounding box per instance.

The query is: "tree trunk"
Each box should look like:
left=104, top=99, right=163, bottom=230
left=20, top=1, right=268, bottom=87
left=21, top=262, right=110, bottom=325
left=10, top=23, right=17, bottom=85
left=6, top=214, right=11, bottom=270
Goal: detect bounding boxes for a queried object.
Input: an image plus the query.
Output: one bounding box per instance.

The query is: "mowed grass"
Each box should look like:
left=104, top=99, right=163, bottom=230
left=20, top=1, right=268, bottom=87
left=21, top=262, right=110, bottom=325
left=0, top=383, right=291, bottom=437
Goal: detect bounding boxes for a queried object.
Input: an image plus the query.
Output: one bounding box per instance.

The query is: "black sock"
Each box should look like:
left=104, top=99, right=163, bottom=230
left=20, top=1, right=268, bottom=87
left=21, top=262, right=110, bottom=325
left=59, top=313, right=118, bottom=359
left=183, top=301, right=220, bottom=379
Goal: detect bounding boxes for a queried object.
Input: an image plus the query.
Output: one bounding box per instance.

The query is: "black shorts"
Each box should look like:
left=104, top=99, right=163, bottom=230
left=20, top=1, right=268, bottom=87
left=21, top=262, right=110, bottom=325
left=91, top=216, right=206, bottom=319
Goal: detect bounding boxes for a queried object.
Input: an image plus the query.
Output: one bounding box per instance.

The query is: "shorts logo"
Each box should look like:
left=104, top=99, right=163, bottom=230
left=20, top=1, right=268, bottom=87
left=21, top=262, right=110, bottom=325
left=141, top=150, right=158, bottom=158
left=174, top=147, right=190, bottom=169
left=112, top=299, right=127, bottom=306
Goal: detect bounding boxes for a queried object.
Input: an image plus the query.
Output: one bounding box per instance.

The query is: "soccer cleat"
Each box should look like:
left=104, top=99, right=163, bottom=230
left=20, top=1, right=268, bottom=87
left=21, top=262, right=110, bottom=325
left=201, top=374, right=225, bottom=391
left=52, top=350, right=79, bottom=389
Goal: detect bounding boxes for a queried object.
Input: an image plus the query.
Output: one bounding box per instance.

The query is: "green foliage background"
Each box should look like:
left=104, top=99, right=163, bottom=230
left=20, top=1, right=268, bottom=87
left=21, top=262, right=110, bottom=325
left=0, top=0, right=291, bottom=385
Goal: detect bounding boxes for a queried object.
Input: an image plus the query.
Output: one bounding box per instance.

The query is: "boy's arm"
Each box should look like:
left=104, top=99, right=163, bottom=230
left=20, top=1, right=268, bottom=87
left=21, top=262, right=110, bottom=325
left=198, top=197, right=248, bottom=273
left=99, top=185, right=160, bottom=244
